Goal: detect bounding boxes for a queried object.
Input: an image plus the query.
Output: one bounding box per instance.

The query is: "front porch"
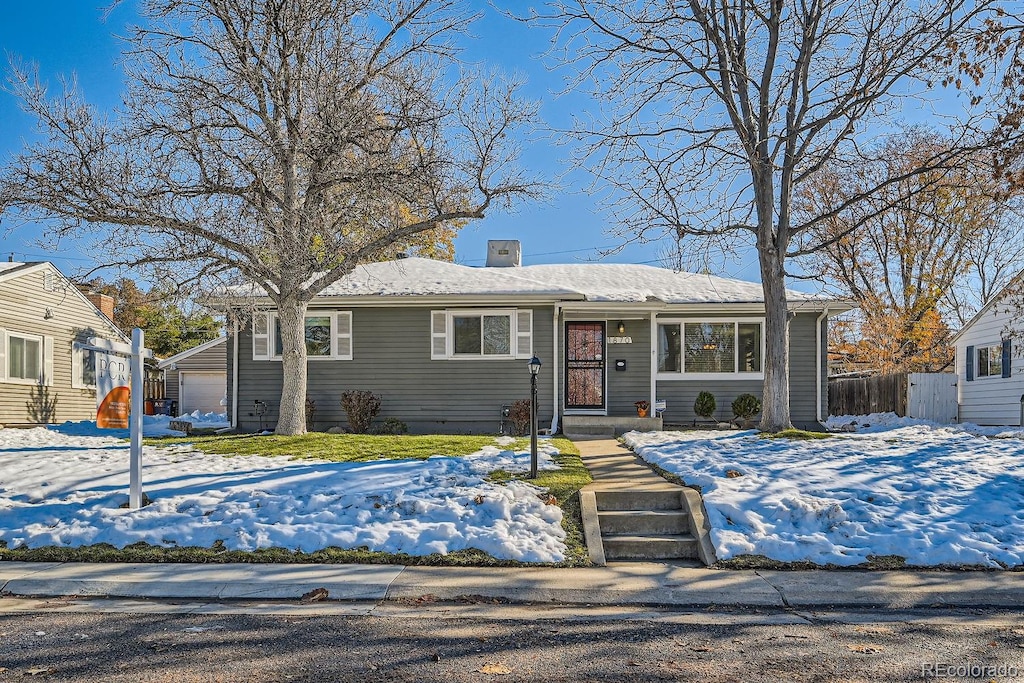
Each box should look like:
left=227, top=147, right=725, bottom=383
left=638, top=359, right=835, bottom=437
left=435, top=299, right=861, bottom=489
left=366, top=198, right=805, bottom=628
left=562, top=414, right=662, bottom=438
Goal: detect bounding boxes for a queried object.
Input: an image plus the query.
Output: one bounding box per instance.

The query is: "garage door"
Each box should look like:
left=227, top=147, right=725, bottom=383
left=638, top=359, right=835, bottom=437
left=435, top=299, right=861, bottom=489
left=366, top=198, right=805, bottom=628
left=178, top=371, right=227, bottom=416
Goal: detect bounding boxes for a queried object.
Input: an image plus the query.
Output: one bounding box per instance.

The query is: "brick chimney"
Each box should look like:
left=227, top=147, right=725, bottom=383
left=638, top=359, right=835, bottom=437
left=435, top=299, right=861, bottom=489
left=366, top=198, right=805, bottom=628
left=85, top=293, right=115, bottom=322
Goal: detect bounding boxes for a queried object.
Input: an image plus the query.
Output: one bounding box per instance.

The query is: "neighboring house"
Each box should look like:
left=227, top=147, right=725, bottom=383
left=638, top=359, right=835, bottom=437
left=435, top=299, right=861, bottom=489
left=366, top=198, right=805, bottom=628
left=214, top=241, right=852, bottom=434
left=157, top=336, right=227, bottom=416
left=0, top=262, right=130, bottom=425
left=952, top=276, right=1023, bottom=426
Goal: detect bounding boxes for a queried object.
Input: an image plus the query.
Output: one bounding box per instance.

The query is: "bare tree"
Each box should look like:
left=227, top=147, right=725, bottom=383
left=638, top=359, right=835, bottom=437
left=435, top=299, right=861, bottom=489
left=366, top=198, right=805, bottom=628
left=796, top=129, right=1024, bottom=371
left=530, top=0, right=1004, bottom=430
left=0, top=0, right=541, bottom=434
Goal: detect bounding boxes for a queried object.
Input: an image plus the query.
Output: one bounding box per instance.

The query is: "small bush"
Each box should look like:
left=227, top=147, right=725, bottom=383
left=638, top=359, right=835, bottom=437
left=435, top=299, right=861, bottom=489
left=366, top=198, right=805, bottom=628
left=371, top=417, right=408, bottom=435
left=694, top=391, right=716, bottom=420
left=305, top=398, right=317, bottom=431
left=341, top=390, right=381, bottom=434
left=731, top=393, right=762, bottom=421
left=508, top=399, right=532, bottom=436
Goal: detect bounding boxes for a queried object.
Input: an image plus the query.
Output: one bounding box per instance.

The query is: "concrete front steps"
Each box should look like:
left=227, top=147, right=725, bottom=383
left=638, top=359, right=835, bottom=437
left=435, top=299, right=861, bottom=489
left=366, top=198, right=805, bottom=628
left=562, top=415, right=662, bottom=438
left=574, top=438, right=717, bottom=566
left=596, top=490, right=699, bottom=561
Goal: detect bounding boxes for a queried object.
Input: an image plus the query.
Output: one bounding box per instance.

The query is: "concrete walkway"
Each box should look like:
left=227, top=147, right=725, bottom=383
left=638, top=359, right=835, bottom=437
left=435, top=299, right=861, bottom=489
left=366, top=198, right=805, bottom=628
left=574, top=437, right=677, bottom=489
left=3, top=561, right=1024, bottom=609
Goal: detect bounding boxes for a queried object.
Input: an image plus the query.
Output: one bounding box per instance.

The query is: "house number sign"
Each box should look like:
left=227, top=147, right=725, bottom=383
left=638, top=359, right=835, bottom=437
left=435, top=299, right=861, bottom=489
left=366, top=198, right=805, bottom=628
left=608, top=336, right=633, bottom=344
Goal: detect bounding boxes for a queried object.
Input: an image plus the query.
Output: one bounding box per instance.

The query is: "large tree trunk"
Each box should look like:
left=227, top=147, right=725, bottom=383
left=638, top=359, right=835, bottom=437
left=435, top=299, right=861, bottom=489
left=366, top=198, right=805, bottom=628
left=758, top=243, right=794, bottom=432
left=275, top=295, right=308, bottom=435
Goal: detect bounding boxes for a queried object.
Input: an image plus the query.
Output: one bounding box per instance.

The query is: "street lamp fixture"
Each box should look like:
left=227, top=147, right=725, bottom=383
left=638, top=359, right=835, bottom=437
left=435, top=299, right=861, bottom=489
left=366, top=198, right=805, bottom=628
left=528, top=356, right=541, bottom=478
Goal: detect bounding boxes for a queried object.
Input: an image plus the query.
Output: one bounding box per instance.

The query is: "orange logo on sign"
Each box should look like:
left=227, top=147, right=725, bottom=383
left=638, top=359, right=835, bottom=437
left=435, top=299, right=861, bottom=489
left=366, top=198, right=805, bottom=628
left=97, top=386, right=131, bottom=429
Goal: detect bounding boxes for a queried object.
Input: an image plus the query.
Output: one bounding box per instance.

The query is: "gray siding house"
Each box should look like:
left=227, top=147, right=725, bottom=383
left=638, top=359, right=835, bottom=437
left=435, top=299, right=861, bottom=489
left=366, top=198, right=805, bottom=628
left=219, top=243, right=851, bottom=433
left=158, top=336, right=227, bottom=416
left=0, top=262, right=129, bottom=425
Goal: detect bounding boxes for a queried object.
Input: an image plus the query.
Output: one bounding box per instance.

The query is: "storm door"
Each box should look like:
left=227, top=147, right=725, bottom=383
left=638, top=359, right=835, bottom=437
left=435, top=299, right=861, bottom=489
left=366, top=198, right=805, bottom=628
left=565, top=322, right=606, bottom=410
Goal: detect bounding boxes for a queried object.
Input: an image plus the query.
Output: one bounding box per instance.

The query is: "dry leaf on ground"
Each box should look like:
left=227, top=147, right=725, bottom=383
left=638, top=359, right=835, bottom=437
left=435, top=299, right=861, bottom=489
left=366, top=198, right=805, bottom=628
left=479, top=662, right=512, bottom=675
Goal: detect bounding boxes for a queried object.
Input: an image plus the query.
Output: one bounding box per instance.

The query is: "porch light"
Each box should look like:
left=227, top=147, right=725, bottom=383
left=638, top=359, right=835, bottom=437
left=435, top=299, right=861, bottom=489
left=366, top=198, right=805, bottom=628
left=528, top=356, right=542, bottom=478
left=617, top=321, right=625, bottom=335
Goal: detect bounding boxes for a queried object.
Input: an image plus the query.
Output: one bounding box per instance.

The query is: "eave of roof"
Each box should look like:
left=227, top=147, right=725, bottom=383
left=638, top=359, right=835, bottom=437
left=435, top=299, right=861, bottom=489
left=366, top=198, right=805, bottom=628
left=157, top=335, right=227, bottom=369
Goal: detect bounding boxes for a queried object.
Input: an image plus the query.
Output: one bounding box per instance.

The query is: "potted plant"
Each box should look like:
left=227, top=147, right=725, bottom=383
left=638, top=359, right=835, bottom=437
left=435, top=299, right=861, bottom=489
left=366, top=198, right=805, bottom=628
left=635, top=400, right=651, bottom=417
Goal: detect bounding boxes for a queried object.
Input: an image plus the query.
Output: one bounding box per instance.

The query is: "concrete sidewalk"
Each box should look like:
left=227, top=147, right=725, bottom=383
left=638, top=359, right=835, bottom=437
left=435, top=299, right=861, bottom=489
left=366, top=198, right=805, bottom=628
left=2, top=561, right=1023, bottom=609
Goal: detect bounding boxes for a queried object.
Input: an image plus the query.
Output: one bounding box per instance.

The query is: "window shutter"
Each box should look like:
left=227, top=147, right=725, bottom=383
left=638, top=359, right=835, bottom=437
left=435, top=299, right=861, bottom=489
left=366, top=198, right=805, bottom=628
left=335, top=311, right=353, bottom=360
left=515, top=309, right=533, bottom=359
left=42, top=336, right=53, bottom=386
left=1003, top=339, right=1012, bottom=378
left=252, top=313, right=270, bottom=360
left=72, top=343, right=83, bottom=389
left=965, top=345, right=974, bottom=381
left=431, top=311, right=448, bottom=360
left=0, top=330, right=7, bottom=381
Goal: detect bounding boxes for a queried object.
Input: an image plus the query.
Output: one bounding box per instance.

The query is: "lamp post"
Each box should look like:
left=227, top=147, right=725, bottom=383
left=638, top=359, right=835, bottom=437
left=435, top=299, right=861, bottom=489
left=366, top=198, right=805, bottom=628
left=528, top=356, right=542, bottom=478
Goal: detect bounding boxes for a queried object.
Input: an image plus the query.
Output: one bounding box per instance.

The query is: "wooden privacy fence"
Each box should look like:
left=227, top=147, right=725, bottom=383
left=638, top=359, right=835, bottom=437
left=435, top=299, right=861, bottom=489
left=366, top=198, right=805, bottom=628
left=828, top=372, right=958, bottom=422
left=829, top=374, right=907, bottom=417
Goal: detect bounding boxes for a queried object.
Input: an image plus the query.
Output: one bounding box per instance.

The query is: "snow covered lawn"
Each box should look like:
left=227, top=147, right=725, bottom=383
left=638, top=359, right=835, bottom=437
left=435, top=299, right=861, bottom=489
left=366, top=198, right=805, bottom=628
left=0, top=426, right=568, bottom=563
left=624, top=416, right=1024, bottom=568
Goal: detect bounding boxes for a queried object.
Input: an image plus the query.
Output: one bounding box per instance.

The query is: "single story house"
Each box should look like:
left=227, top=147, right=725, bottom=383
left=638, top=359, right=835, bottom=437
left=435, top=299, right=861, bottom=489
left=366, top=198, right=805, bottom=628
left=157, top=336, right=227, bottom=416
left=215, top=241, right=852, bottom=434
left=0, top=262, right=130, bottom=425
left=951, top=274, right=1022, bottom=426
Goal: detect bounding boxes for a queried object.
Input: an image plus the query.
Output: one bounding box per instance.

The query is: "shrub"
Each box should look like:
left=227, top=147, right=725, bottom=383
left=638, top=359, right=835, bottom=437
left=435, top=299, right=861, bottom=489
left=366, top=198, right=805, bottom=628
left=304, top=398, right=317, bottom=431
left=508, top=399, right=532, bottom=436
left=694, top=391, right=716, bottom=420
left=371, top=417, right=408, bottom=435
left=731, top=393, right=762, bottom=421
left=341, top=390, right=381, bottom=434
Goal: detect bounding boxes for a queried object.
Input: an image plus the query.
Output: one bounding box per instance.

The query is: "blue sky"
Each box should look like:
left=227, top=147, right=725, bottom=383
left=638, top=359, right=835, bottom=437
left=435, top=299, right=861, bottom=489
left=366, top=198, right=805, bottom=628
left=0, top=1, right=755, bottom=286
left=0, top=2, right=963, bottom=290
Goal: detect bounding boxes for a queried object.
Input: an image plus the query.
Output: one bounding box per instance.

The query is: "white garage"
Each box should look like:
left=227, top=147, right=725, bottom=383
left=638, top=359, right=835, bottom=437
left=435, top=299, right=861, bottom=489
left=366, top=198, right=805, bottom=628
left=157, top=337, right=227, bottom=417
left=178, top=371, right=226, bottom=415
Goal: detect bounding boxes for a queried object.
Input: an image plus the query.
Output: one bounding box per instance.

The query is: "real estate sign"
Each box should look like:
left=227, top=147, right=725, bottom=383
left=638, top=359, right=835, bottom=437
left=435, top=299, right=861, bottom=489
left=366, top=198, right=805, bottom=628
left=96, top=352, right=131, bottom=429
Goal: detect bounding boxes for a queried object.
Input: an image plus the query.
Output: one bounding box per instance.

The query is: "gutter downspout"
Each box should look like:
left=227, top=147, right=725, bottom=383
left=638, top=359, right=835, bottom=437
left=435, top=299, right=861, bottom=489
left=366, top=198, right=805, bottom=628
left=650, top=312, right=657, bottom=414
left=816, top=306, right=829, bottom=425
left=231, top=317, right=239, bottom=430
left=550, top=303, right=560, bottom=434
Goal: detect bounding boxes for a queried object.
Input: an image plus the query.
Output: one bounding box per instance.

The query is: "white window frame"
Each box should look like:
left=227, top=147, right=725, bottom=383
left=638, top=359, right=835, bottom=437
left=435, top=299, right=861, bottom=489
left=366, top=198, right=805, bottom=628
left=252, top=311, right=353, bottom=361
left=431, top=308, right=533, bottom=360
left=656, top=318, right=766, bottom=380
left=5, top=331, right=47, bottom=385
left=72, top=342, right=100, bottom=389
left=976, top=343, right=1003, bottom=378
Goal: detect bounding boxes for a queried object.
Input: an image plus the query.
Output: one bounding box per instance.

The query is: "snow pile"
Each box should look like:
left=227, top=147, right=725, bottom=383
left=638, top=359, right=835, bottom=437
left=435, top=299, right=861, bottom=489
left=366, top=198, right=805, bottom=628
left=826, top=412, right=1024, bottom=439
left=50, top=411, right=231, bottom=438
left=0, top=428, right=567, bottom=562
left=623, top=425, right=1024, bottom=567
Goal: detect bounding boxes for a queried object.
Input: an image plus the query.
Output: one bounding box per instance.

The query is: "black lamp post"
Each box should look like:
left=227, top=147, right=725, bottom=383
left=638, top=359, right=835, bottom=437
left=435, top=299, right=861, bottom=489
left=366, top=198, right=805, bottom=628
left=528, top=356, right=542, bottom=478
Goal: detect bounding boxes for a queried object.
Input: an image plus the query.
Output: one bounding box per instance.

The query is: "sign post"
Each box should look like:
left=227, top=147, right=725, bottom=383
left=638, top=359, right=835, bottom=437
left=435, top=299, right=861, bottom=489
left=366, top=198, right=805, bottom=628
left=91, top=330, right=152, bottom=509
left=129, top=328, right=145, bottom=509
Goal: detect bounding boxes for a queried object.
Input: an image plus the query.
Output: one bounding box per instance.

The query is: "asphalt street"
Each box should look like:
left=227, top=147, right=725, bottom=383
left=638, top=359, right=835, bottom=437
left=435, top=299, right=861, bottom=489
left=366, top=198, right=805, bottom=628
left=1, top=598, right=1023, bottom=682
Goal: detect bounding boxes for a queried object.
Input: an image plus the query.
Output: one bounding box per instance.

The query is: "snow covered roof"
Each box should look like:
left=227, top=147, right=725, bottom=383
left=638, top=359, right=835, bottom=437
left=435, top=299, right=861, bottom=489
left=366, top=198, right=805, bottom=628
left=220, top=256, right=842, bottom=308
left=512, top=263, right=821, bottom=304
left=317, top=257, right=579, bottom=298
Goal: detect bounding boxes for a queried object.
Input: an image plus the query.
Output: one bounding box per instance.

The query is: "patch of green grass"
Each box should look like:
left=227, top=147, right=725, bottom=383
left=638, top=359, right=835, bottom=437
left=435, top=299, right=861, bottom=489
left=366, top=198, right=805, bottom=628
left=760, top=428, right=835, bottom=440
left=714, top=553, right=1010, bottom=571
left=147, top=432, right=504, bottom=462
left=0, top=542, right=576, bottom=567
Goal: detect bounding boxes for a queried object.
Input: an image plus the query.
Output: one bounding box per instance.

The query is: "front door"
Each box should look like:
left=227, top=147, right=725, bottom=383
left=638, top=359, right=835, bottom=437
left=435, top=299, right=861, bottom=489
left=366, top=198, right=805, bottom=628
left=565, top=322, right=605, bottom=410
